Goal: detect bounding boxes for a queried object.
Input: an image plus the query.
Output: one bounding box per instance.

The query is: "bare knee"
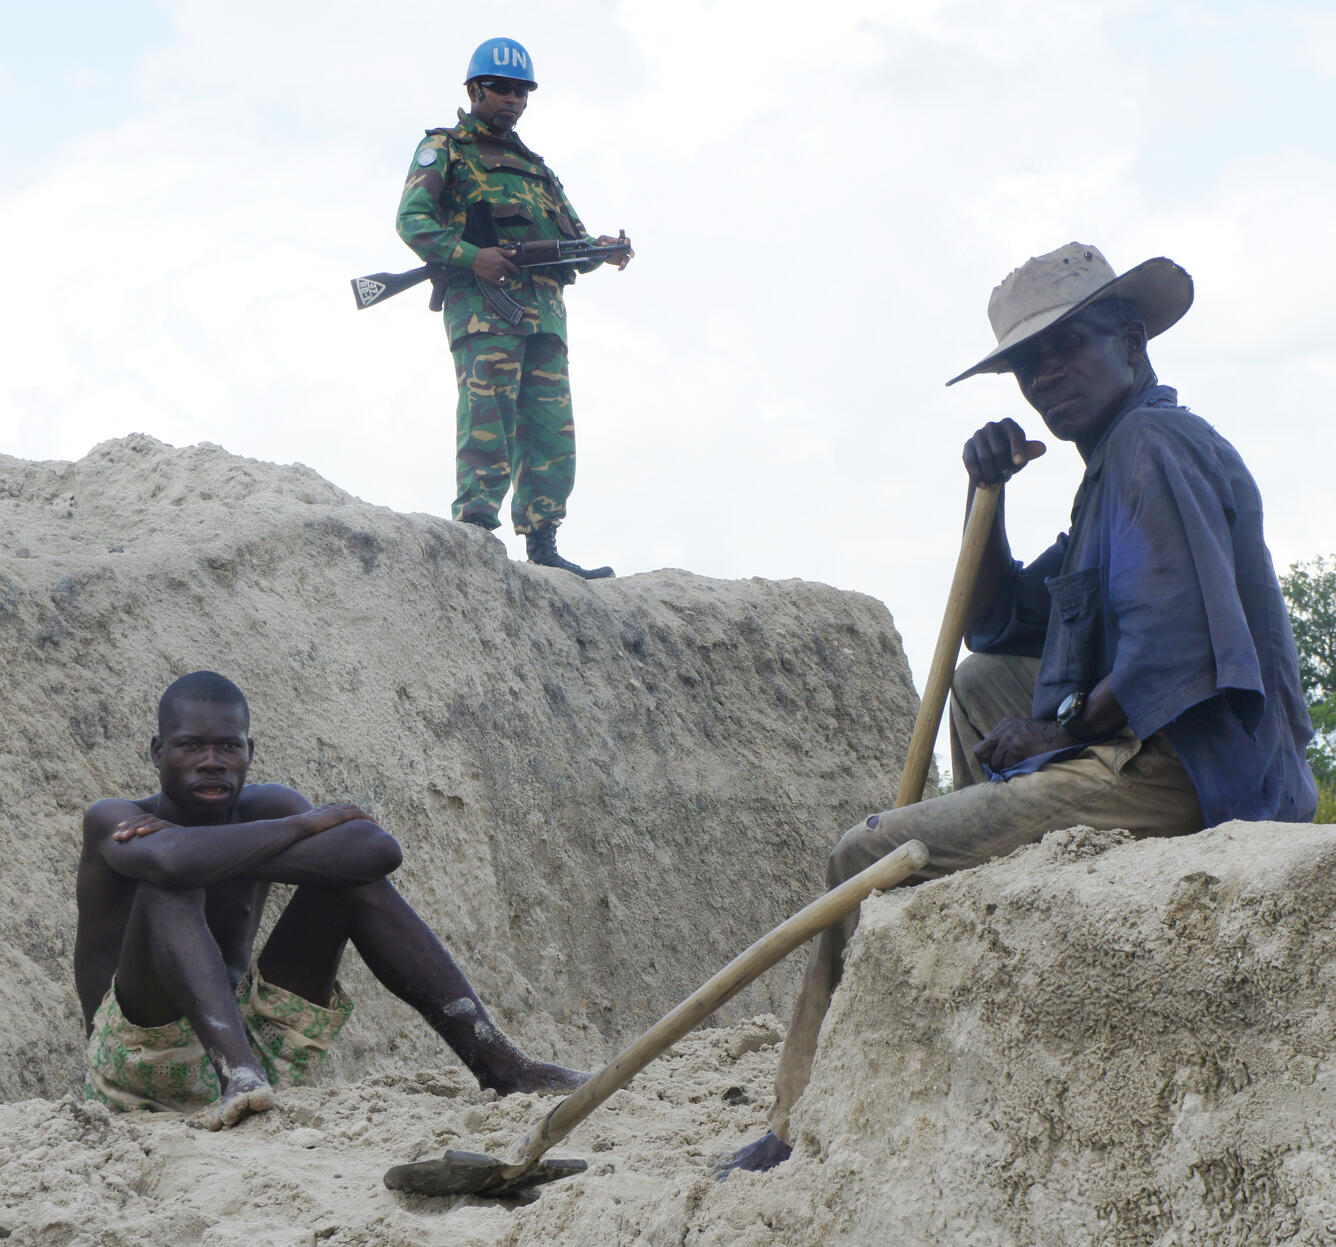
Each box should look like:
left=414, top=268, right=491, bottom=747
left=297, top=875, right=402, bottom=915
left=135, top=881, right=207, bottom=920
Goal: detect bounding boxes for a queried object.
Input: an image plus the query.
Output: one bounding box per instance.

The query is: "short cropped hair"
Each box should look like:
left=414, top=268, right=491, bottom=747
left=1086, top=296, right=1142, bottom=333
left=157, top=671, right=250, bottom=734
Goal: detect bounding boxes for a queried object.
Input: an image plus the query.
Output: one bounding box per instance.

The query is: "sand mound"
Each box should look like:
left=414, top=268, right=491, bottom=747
left=5, top=823, right=1335, bottom=1245
left=5, top=437, right=1332, bottom=1245
left=757, top=820, right=1336, bottom=1246
left=0, top=434, right=921, bottom=1098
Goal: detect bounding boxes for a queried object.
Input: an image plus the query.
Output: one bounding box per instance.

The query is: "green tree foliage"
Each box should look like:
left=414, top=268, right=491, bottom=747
left=1280, top=555, right=1336, bottom=821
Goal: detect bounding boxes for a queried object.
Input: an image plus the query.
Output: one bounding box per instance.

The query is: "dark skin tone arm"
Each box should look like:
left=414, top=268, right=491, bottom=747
left=960, top=418, right=1049, bottom=664
left=959, top=306, right=1159, bottom=769
left=472, top=246, right=522, bottom=283
left=974, top=675, right=1126, bottom=771
left=959, top=426, right=1129, bottom=769
left=98, top=795, right=402, bottom=888
left=75, top=785, right=400, bottom=1029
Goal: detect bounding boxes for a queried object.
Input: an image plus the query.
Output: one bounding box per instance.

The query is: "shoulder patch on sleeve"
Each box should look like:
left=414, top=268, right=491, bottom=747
left=417, top=148, right=438, bottom=166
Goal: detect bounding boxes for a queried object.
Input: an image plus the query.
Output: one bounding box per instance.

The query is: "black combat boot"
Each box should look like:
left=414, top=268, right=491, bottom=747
left=525, top=525, right=614, bottom=579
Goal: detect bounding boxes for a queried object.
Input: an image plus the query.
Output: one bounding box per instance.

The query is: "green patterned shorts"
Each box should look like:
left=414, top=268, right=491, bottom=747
left=84, top=965, right=354, bottom=1113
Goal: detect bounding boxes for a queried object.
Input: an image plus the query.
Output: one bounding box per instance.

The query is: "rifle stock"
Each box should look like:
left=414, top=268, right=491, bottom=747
left=350, top=266, right=439, bottom=310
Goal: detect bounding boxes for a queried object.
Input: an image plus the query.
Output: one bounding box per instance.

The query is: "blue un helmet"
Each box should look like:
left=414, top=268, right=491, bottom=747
left=464, top=37, right=538, bottom=89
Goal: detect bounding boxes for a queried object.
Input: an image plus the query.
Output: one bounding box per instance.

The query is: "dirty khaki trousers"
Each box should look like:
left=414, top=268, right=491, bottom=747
left=766, top=652, right=1204, bottom=1141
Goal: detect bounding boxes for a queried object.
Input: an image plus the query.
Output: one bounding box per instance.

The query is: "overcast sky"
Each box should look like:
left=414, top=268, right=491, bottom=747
left=3, top=0, right=1333, bottom=775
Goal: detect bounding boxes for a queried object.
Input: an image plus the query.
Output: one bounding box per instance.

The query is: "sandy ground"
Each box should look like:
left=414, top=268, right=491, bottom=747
left=0, top=434, right=923, bottom=1101
left=8, top=439, right=1336, bottom=1246
left=0, top=1019, right=787, bottom=1246
left=8, top=823, right=1336, bottom=1246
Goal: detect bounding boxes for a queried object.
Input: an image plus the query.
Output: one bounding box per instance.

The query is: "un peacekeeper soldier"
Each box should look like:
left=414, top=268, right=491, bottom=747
left=76, top=671, right=586, bottom=1130
left=396, top=36, right=632, bottom=579
left=716, top=242, right=1317, bottom=1177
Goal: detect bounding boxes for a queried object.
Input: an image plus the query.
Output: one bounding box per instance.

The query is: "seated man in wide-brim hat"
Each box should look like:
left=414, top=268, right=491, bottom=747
left=716, top=241, right=1318, bottom=1177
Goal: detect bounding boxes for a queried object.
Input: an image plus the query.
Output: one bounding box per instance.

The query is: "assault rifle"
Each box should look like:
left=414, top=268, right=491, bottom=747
left=350, top=231, right=632, bottom=326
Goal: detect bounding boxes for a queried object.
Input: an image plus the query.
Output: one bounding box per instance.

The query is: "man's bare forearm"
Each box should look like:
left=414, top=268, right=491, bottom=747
left=961, top=418, right=1047, bottom=636
left=236, top=819, right=403, bottom=886
left=973, top=674, right=1129, bottom=772
left=103, top=812, right=325, bottom=888
left=1075, top=675, right=1127, bottom=740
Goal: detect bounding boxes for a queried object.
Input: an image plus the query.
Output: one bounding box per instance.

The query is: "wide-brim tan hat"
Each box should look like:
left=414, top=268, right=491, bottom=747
left=946, top=242, right=1194, bottom=386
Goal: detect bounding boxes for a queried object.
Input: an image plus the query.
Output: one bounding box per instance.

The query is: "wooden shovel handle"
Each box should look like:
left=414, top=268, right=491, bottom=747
left=498, top=487, right=995, bottom=1174
left=504, top=838, right=929, bottom=1171
left=893, top=484, right=999, bottom=808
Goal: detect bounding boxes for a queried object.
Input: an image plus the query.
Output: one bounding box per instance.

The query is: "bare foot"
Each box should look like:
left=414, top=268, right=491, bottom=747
left=711, top=1131, right=792, bottom=1179
left=482, top=1055, right=589, bottom=1096
left=442, top=1003, right=589, bottom=1096
left=199, top=1071, right=277, bottom=1131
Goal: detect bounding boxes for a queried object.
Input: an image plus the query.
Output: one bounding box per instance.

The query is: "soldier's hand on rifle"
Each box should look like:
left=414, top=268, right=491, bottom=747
left=594, top=234, right=634, bottom=271
left=472, top=247, right=521, bottom=283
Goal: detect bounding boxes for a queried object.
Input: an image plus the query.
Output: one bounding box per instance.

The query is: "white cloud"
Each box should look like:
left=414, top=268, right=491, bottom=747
left=1, top=0, right=1332, bottom=717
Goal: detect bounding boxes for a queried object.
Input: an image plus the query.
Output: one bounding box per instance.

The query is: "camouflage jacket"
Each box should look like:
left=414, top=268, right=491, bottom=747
left=396, top=109, right=598, bottom=344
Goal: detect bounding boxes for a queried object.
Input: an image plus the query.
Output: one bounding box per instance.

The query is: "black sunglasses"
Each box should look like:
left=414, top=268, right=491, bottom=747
left=477, top=79, right=530, bottom=98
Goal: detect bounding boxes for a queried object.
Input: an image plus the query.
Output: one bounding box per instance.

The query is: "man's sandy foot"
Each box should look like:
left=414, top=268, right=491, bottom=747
left=199, top=1071, right=277, bottom=1131
left=711, top=1131, right=793, bottom=1180
left=483, top=1055, right=589, bottom=1096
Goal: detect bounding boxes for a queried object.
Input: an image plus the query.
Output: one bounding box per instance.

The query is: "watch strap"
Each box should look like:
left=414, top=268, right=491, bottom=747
left=1057, top=690, right=1097, bottom=742
left=1062, top=713, right=1098, bottom=743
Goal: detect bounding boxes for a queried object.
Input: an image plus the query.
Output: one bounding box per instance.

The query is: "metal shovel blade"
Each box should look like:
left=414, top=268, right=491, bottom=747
left=384, top=1148, right=588, bottom=1200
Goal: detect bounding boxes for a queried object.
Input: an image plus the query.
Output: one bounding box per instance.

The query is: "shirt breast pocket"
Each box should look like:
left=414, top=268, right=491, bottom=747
left=492, top=201, right=535, bottom=228
left=1042, top=565, right=1105, bottom=687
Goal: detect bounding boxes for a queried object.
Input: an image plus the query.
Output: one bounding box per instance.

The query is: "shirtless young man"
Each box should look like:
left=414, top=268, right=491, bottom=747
left=75, top=670, right=584, bottom=1130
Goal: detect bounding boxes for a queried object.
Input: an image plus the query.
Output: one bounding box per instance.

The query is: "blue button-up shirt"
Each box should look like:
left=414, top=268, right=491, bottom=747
left=969, top=384, right=1317, bottom=826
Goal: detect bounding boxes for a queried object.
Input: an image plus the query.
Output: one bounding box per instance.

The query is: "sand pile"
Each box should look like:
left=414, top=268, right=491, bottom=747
left=4, top=822, right=1335, bottom=1245
left=0, top=433, right=921, bottom=1098
left=5, top=438, right=1334, bottom=1245
left=767, top=820, right=1336, bottom=1246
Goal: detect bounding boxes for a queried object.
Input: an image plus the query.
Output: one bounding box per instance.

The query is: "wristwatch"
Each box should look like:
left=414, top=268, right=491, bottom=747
left=1056, top=690, right=1097, bottom=742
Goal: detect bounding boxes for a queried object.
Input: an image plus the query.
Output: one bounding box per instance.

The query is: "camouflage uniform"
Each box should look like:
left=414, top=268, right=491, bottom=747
left=396, top=109, right=603, bottom=534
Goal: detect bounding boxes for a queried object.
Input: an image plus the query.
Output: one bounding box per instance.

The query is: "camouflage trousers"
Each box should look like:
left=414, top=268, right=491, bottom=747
left=450, top=331, right=576, bottom=535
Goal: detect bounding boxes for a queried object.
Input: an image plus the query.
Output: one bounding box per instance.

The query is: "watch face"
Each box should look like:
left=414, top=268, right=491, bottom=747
left=1057, top=691, right=1085, bottom=724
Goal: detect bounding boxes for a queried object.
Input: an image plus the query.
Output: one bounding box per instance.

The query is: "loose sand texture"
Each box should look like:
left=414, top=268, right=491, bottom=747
left=779, top=821, right=1336, bottom=1247
left=4, top=823, right=1336, bottom=1245
left=0, top=433, right=922, bottom=1099
left=5, top=437, right=1334, bottom=1246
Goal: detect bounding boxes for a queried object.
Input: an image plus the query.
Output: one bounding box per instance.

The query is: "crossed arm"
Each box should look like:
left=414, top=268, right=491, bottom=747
left=85, top=786, right=403, bottom=889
